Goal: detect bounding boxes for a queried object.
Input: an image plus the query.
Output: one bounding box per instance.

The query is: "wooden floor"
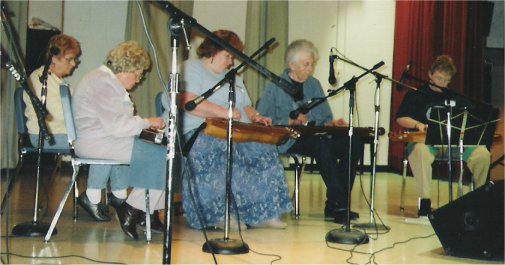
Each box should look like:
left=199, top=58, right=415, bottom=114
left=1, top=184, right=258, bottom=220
left=0, top=157, right=502, bottom=264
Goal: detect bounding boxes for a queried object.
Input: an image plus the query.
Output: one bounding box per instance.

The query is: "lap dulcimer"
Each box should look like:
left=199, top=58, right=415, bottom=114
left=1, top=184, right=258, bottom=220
left=204, top=118, right=385, bottom=145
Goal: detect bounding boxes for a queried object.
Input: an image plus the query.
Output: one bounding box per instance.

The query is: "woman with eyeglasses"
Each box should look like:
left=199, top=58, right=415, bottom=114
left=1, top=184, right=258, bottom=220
left=24, top=33, right=81, bottom=150
left=396, top=55, right=490, bottom=218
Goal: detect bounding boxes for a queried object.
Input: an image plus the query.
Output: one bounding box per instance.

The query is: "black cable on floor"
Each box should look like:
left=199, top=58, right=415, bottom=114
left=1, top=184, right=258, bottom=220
left=357, top=172, right=391, bottom=240
left=325, top=232, right=436, bottom=265
left=0, top=252, right=126, bottom=264
left=184, top=155, right=218, bottom=265
left=230, top=195, right=284, bottom=264
left=364, top=233, right=436, bottom=265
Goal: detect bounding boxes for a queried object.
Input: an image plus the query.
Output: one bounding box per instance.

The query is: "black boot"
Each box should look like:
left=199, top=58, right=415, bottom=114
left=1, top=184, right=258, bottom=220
left=116, top=202, right=143, bottom=240
left=418, top=198, right=431, bottom=217
left=139, top=210, right=165, bottom=233
left=324, top=202, right=359, bottom=221
left=77, top=193, right=110, bottom=222
left=108, top=192, right=126, bottom=210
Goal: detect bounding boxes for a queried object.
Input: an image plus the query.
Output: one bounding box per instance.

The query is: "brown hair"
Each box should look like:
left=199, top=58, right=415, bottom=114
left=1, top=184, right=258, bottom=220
left=429, top=55, right=457, bottom=77
left=196, top=30, right=244, bottom=58
left=46, top=34, right=81, bottom=60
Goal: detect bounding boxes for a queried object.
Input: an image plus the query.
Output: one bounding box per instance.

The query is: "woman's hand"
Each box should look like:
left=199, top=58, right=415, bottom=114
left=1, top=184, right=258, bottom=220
left=288, top=113, right=308, bottom=126
left=251, top=113, right=272, bottom=126
left=147, top=117, right=165, bottom=130
left=325, top=118, right=347, bottom=127
left=415, top=122, right=428, bottom=132
left=228, top=108, right=241, bottom=121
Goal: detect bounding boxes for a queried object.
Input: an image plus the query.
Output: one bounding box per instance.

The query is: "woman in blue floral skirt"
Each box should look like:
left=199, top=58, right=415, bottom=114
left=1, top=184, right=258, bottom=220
left=175, top=30, right=292, bottom=230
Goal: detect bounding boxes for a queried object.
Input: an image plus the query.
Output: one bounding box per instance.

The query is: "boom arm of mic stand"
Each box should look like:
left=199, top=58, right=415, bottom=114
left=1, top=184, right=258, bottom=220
left=152, top=1, right=297, bottom=96
left=334, top=55, right=419, bottom=92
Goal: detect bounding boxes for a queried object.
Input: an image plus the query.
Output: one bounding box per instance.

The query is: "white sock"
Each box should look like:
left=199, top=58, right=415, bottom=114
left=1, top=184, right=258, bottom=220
left=111, top=189, right=127, bottom=199
left=86, top=189, right=102, bottom=204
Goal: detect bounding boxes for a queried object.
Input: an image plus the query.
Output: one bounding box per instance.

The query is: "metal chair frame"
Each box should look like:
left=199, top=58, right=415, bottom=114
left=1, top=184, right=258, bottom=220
left=1, top=87, right=70, bottom=213
left=399, top=144, right=474, bottom=211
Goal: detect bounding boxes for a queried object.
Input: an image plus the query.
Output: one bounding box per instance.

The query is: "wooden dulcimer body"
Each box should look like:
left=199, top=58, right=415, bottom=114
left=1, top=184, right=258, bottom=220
left=204, top=118, right=385, bottom=145
left=287, top=125, right=385, bottom=138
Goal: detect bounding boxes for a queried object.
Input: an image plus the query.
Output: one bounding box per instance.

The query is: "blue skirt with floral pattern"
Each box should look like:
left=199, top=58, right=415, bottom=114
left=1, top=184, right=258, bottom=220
left=182, top=132, right=292, bottom=228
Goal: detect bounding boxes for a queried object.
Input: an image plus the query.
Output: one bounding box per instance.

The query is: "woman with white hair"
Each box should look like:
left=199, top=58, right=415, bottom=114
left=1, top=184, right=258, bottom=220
left=73, top=41, right=166, bottom=240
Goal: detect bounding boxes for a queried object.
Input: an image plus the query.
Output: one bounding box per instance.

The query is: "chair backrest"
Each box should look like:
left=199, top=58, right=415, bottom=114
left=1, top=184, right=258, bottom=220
left=14, top=87, right=28, bottom=134
left=155, top=92, right=164, bottom=117
left=59, top=83, right=77, bottom=145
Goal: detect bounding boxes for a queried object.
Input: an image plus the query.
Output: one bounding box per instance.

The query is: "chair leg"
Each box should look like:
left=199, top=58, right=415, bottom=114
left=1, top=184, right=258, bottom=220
left=293, top=157, right=300, bottom=220
left=145, top=189, right=151, bottom=242
left=400, top=157, right=408, bottom=212
left=73, top=178, right=79, bottom=221
left=292, top=156, right=306, bottom=220
left=457, top=160, right=464, bottom=198
left=1, top=154, right=25, bottom=214
left=45, top=163, right=80, bottom=242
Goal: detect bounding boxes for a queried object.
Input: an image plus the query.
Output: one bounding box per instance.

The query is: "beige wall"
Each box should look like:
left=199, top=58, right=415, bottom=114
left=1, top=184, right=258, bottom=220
left=289, top=1, right=396, bottom=166
left=29, top=0, right=395, bottom=166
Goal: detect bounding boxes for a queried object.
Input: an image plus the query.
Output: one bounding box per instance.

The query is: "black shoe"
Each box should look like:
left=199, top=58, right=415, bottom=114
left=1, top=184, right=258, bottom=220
left=325, top=203, right=359, bottom=221
left=333, top=210, right=347, bottom=224
left=139, top=210, right=165, bottom=233
left=349, top=210, right=359, bottom=220
left=324, top=204, right=344, bottom=219
left=116, top=202, right=144, bottom=240
left=418, top=198, right=431, bottom=217
left=332, top=210, right=359, bottom=224
left=108, top=193, right=126, bottom=210
left=77, top=193, right=110, bottom=222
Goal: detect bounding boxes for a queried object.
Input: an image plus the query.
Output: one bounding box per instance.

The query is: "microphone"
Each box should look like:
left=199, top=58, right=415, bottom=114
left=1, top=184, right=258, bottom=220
left=397, top=62, right=411, bottom=91
left=328, top=55, right=336, bottom=85
left=185, top=94, right=206, bottom=111
left=40, top=46, right=59, bottom=83
left=289, top=99, right=318, bottom=119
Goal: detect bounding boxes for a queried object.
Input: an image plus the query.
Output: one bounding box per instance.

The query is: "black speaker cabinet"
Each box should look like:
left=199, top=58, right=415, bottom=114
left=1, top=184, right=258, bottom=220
left=428, top=180, right=504, bottom=260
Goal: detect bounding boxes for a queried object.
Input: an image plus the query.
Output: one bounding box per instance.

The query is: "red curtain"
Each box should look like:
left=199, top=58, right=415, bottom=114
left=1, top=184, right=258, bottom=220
left=388, top=1, right=490, bottom=171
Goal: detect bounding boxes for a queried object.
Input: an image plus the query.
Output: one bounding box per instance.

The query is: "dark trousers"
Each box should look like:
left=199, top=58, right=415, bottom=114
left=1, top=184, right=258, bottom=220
left=287, top=134, right=361, bottom=208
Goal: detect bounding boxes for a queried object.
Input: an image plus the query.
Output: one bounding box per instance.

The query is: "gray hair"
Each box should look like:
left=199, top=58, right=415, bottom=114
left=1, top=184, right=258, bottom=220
left=285, top=39, right=319, bottom=66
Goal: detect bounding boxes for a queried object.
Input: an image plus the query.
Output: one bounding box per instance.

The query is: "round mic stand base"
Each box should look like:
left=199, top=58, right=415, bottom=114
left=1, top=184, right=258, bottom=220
left=202, top=238, right=249, bottom=255
left=325, top=227, right=369, bottom=245
left=12, top=221, right=56, bottom=237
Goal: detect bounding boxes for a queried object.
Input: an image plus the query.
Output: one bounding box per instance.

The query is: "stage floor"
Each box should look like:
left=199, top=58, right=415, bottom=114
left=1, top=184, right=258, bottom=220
left=0, top=159, right=501, bottom=264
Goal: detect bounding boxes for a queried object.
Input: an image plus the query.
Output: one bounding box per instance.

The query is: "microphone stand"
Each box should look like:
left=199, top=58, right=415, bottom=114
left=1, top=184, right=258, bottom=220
left=161, top=15, right=192, bottom=263
left=442, top=99, right=456, bottom=202
left=1, top=3, right=54, bottom=237
left=183, top=39, right=275, bottom=256
left=325, top=62, right=384, bottom=245
left=13, top=57, right=52, bottom=237
left=334, top=56, right=389, bottom=231
left=200, top=71, right=250, bottom=255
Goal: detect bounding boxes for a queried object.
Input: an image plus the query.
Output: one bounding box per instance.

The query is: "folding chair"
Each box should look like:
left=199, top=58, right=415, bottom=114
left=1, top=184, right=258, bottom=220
left=44, top=84, right=151, bottom=242
left=1, top=87, right=70, bottom=213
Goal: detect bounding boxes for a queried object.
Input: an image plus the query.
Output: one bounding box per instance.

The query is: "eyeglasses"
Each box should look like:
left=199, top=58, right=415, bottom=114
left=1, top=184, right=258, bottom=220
left=64, top=57, right=80, bottom=64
